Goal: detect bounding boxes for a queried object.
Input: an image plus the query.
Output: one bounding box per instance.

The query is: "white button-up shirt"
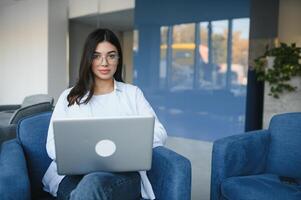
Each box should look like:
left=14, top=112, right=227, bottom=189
left=42, top=80, right=167, bottom=200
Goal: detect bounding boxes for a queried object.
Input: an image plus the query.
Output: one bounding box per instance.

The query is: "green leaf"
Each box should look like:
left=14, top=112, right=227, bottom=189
left=253, top=42, right=301, bottom=99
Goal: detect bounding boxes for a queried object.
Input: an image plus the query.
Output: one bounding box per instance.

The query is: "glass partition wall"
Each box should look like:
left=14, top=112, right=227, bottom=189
left=134, top=10, right=250, bottom=141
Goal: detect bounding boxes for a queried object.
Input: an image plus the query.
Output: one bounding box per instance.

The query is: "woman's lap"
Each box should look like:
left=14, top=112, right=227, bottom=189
left=57, top=171, right=141, bottom=200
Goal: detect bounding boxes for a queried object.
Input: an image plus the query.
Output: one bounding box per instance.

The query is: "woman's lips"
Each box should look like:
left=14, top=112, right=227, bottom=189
left=98, top=69, right=110, bottom=74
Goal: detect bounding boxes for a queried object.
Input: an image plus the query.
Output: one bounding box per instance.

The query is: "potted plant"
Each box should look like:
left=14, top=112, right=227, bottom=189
left=253, top=43, right=301, bottom=98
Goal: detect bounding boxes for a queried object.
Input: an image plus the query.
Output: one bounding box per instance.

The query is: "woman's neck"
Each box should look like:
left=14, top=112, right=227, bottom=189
left=93, top=78, right=114, bottom=95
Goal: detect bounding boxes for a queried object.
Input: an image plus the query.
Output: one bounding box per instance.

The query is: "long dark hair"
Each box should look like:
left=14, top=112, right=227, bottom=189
left=67, top=28, right=124, bottom=106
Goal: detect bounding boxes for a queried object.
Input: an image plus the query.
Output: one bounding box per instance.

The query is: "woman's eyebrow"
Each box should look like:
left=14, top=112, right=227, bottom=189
left=93, top=50, right=117, bottom=54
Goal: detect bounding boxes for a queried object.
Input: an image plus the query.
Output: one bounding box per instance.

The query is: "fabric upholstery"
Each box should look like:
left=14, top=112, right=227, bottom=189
left=0, top=139, right=31, bottom=200
left=0, top=104, right=21, bottom=112
left=221, top=174, right=301, bottom=200
left=148, top=146, right=191, bottom=200
left=0, top=125, right=16, bottom=146
left=266, top=112, right=301, bottom=179
left=10, top=102, right=53, bottom=124
left=0, top=112, right=13, bottom=127
left=17, top=112, right=53, bottom=199
left=0, top=94, right=54, bottom=146
left=0, top=112, right=191, bottom=200
left=211, top=112, right=301, bottom=200
left=211, top=130, right=270, bottom=200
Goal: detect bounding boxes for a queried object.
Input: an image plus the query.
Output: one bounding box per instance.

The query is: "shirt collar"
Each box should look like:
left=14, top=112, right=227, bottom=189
left=114, top=79, right=123, bottom=92
left=82, top=79, right=122, bottom=101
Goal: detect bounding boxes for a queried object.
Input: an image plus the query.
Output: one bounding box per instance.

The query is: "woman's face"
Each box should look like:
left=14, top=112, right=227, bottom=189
left=91, top=41, right=119, bottom=81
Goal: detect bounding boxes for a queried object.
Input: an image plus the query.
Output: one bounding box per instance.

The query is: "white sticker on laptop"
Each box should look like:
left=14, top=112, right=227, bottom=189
left=95, top=139, right=116, bottom=157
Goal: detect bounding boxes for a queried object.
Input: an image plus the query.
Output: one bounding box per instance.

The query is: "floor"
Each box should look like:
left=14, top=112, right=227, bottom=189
left=166, top=136, right=213, bottom=200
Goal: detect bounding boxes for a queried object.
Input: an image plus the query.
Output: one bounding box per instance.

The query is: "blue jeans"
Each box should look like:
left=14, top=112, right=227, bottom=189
left=57, top=172, right=141, bottom=200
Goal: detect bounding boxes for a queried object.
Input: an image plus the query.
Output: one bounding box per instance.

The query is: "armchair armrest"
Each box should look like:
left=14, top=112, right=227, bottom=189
left=0, top=124, right=17, bottom=145
left=0, top=104, right=21, bottom=112
left=0, top=139, right=31, bottom=200
left=210, top=130, right=270, bottom=200
left=148, top=146, right=191, bottom=200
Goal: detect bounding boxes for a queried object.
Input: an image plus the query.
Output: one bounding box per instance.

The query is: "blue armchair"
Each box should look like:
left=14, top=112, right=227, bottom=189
left=0, top=112, right=191, bottom=200
left=211, top=112, right=301, bottom=200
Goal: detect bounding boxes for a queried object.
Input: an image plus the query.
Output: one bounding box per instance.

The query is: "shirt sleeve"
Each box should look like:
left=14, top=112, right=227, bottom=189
left=46, top=89, right=69, bottom=160
left=135, top=87, right=167, bottom=147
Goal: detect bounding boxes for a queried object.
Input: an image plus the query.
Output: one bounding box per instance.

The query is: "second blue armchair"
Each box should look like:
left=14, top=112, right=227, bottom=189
left=211, top=112, right=301, bottom=200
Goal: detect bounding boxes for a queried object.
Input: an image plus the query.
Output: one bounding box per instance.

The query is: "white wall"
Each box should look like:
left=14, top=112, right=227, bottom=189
left=68, top=0, right=98, bottom=19
left=0, top=0, right=48, bottom=104
left=0, top=0, right=134, bottom=104
left=99, top=0, right=134, bottom=14
left=263, top=0, right=301, bottom=128
left=69, top=0, right=134, bottom=18
left=0, top=0, right=69, bottom=105
left=48, top=0, right=69, bottom=102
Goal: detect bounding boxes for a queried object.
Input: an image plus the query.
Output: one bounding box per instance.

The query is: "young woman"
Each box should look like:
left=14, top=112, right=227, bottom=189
left=42, top=28, right=167, bottom=200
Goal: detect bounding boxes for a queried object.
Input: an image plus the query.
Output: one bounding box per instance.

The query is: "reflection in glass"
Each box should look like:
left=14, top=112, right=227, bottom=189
left=134, top=18, right=250, bottom=141
left=160, top=26, right=168, bottom=89
left=197, top=22, right=209, bottom=88
left=211, top=20, right=228, bottom=89
left=133, top=30, right=139, bottom=53
left=232, top=18, right=249, bottom=88
left=171, top=23, right=195, bottom=91
left=133, top=30, right=139, bottom=79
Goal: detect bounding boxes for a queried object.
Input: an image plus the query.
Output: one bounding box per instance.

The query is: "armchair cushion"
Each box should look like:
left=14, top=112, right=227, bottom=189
left=266, top=112, right=301, bottom=178
left=221, top=174, right=301, bottom=200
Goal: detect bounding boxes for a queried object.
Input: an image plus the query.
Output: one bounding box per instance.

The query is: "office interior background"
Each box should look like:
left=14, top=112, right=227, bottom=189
left=0, top=0, right=301, bottom=199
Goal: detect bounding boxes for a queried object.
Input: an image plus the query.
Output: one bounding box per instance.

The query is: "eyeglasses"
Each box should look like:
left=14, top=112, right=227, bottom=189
left=92, top=53, right=119, bottom=64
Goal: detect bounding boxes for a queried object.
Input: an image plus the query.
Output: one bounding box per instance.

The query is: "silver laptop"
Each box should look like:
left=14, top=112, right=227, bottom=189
left=52, top=116, right=155, bottom=175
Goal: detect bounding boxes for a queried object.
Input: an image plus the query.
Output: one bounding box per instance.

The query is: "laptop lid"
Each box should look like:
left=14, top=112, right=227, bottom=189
left=52, top=116, right=155, bottom=175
